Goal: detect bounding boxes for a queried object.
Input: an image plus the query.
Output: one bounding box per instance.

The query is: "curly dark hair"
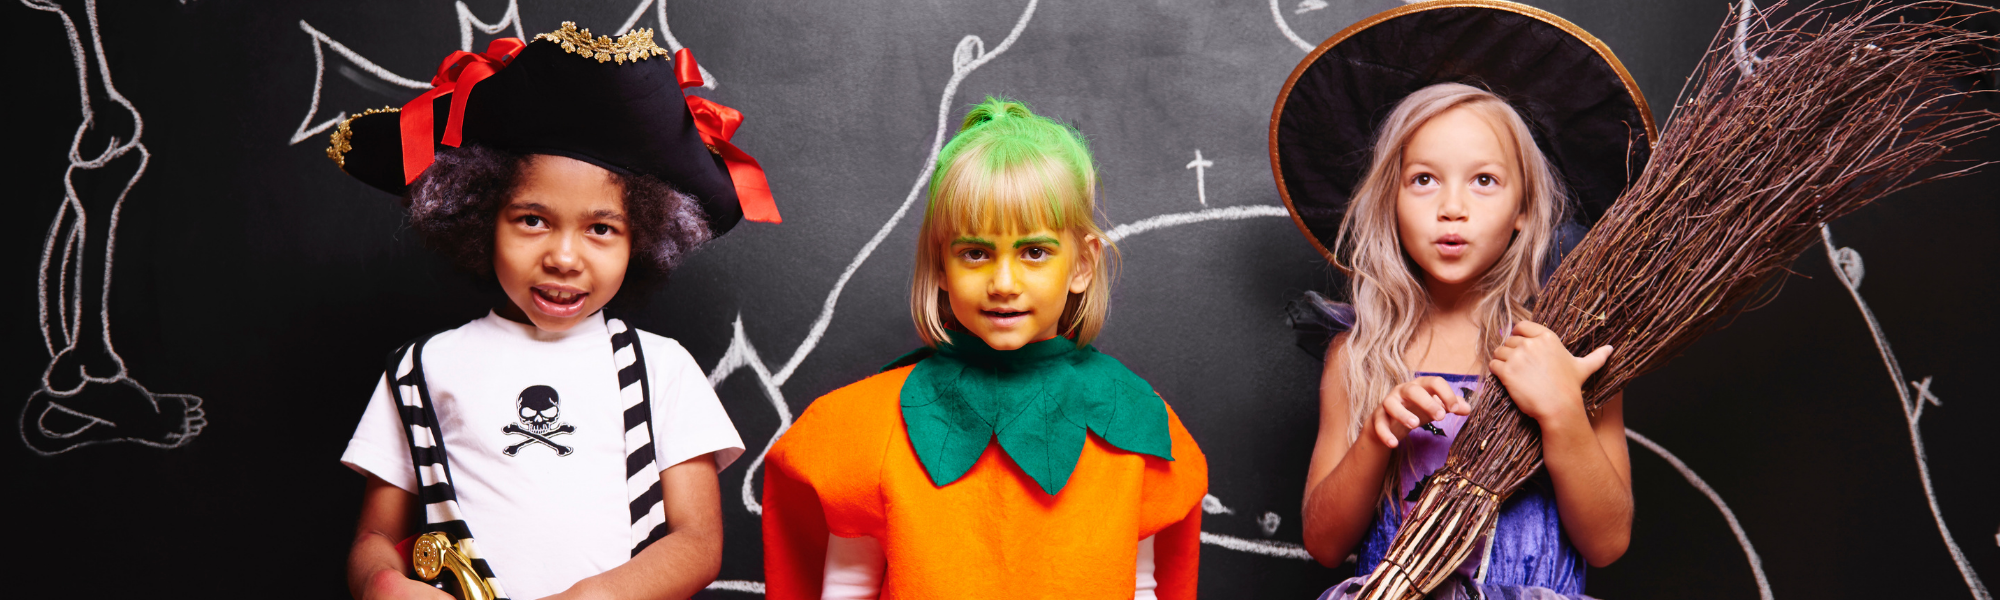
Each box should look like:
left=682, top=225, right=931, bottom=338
left=405, top=144, right=714, bottom=307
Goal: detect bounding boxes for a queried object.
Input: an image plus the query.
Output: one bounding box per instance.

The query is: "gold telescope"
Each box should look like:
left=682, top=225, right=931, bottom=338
left=411, top=532, right=498, bottom=600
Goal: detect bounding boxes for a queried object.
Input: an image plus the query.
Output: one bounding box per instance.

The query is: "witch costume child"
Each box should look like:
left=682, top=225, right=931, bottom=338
left=329, top=23, right=778, bottom=600
left=1271, top=2, right=1654, bottom=599
left=1284, top=1, right=2000, bottom=599
left=759, top=98, right=1208, bottom=600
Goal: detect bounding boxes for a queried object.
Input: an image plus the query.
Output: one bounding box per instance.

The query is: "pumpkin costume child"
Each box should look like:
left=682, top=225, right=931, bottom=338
left=760, top=99, right=1208, bottom=600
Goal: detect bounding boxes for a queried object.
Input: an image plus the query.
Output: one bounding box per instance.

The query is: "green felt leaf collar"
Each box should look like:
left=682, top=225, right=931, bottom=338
left=895, top=333, right=1173, bottom=495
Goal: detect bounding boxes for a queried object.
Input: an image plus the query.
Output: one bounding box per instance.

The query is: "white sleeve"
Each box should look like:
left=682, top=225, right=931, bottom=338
left=822, top=534, right=885, bottom=600
left=1135, top=535, right=1158, bottom=599
left=643, top=333, right=747, bottom=471
left=339, top=373, right=419, bottom=493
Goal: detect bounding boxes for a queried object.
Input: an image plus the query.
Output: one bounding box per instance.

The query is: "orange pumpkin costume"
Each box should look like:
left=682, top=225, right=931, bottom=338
left=762, top=365, right=1208, bottom=599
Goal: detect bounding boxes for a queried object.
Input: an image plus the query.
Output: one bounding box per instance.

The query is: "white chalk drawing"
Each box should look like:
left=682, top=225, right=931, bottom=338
left=1201, top=531, right=1317, bottom=561
left=1103, top=205, right=1291, bottom=243
left=288, top=0, right=715, bottom=148
left=1819, top=225, right=1990, bottom=600
left=288, top=19, right=427, bottom=145
left=1260, top=511, right=1284, bottom=536
left=613, top=0, right=716, bottom=90
left=1296, top=0, right=1329, bottom=15
left=1730, top=0, right=1766, bottom=79
left=20, top=0, right=206, bottom=456
left=455, top=0, right=524, bottom=54
left=1186, top=150, right=1214, bottom=206
left=1200, top=494, right=1314, bottom=559
left=1624, top=429, right=1772, bottom=600
left=1269, top=0, right=1316, bottom=52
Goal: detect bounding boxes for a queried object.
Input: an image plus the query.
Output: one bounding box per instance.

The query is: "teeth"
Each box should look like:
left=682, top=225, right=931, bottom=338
left=543, top=289, right=577, bottom=302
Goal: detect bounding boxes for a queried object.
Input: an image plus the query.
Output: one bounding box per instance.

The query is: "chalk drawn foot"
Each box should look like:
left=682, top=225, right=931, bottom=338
left=43, top=346, right=126, bottom=395
left=21, top=378, right=206, bottom=456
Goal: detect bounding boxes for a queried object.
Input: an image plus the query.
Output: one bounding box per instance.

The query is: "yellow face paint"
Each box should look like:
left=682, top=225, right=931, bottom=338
left=939, top=228, right=1093, bottom=350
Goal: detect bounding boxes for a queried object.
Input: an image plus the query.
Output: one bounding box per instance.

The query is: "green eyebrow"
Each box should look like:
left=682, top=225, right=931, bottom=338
left=951, top=236, right=995, bottom=248
left=1014, top=235, right=1061, bottom=248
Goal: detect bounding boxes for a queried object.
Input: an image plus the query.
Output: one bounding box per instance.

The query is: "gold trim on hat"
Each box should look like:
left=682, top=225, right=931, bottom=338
left=326, top=106, right=399, bottom=171
left=1267, top=0, right=1655, bottom=271
left=534, top=22, right=672, bottom=64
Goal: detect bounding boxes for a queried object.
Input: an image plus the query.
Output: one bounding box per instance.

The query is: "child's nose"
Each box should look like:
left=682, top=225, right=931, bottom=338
left=1438, top=187, right=1470, bottom=221
left=989, top=260, right=1023, bottom=296
left=545, top=234, right=582, bottom=272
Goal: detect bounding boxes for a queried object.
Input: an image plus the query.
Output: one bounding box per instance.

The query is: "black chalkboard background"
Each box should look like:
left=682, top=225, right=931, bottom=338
left=6, top=0, right=1995, bottom=598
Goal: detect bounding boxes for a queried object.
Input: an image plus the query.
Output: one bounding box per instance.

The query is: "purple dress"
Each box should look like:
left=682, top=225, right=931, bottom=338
left=1316, top=372, right=1592, bottom=600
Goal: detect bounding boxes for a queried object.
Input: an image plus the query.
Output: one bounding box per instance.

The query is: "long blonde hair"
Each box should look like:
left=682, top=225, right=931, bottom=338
left=1334, top=83, right=1568, bottom=443
left=910, top=97, right=1119, bottom=347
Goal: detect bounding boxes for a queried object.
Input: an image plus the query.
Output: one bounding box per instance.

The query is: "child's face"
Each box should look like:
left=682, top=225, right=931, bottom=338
left=940, top=228, right=1099, bottom=350
left=1396, top=105, right=1529, bottom=289
left=492, top=155, right=632, bottom=332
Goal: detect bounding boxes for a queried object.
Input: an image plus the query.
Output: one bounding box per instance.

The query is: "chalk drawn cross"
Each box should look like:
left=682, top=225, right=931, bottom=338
left=1186, top=150, right=1213, bottom=206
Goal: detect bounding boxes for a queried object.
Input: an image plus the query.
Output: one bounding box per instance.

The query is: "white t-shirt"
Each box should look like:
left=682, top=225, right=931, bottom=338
left=342, top=311, right=744, bottom=600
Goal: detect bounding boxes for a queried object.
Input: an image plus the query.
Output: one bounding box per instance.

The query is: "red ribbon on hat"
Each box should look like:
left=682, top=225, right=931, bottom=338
left=676, top=49, right=781, bottom=224
left=400, top=38, right=527, bottom=185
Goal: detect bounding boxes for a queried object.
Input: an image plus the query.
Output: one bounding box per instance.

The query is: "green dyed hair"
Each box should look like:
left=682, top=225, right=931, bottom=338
left=910, top=97, right=1119, bottom=347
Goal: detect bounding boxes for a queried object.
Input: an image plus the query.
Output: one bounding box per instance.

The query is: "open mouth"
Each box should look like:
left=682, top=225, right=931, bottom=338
left=1436, top=234, right=1468, bottom=256
left=532, top=286, right=588, bottom=318
left=981, top=309, right=1029, bottom=325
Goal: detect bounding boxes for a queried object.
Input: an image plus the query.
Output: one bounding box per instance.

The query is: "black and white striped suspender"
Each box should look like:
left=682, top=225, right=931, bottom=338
left=386, top=333, right=510, bottom=600
left=608, top=318, right=670, bottom=556
left=386, top=317, right=667, bottom=592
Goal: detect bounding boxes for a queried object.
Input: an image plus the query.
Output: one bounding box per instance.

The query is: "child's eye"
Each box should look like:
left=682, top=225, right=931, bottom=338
left=1475, top=174, right=1498, bottom=187
left=1411, top=174, right=1435, bottom=187
left=589, top=223, right=616, bottom=236
left=1022, top=247, right=1050, bottom=261
left=521, top=215, right=547, bottom=228
left=959, top=248, right=990, bottom=262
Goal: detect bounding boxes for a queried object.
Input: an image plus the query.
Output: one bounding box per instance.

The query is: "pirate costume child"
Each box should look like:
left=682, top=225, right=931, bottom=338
left=333, top=23, right=778, bottom=600
left=1272, top=2, right=1653, bottom=598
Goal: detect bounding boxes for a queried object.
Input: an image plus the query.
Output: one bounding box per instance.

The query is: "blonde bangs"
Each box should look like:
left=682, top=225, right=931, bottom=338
left=923, top=149, right=1083, bottom=248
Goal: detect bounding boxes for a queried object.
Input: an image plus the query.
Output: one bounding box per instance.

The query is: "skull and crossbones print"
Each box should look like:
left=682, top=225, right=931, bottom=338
left=502, top=385, right=575, bottom=456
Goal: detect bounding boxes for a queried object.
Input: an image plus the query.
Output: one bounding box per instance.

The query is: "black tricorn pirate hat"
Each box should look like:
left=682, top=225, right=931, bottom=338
left=326, top=23, right=778, bottom=236
left=1270, top=0, right=1653, bottom=269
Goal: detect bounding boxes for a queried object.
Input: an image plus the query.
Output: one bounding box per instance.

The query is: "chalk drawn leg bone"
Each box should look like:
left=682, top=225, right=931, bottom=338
left=21, top=0, right=207, bottom=457
left=41, top=149, right=141, bottom=393
left=501, top=424, right=575, bottom=456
